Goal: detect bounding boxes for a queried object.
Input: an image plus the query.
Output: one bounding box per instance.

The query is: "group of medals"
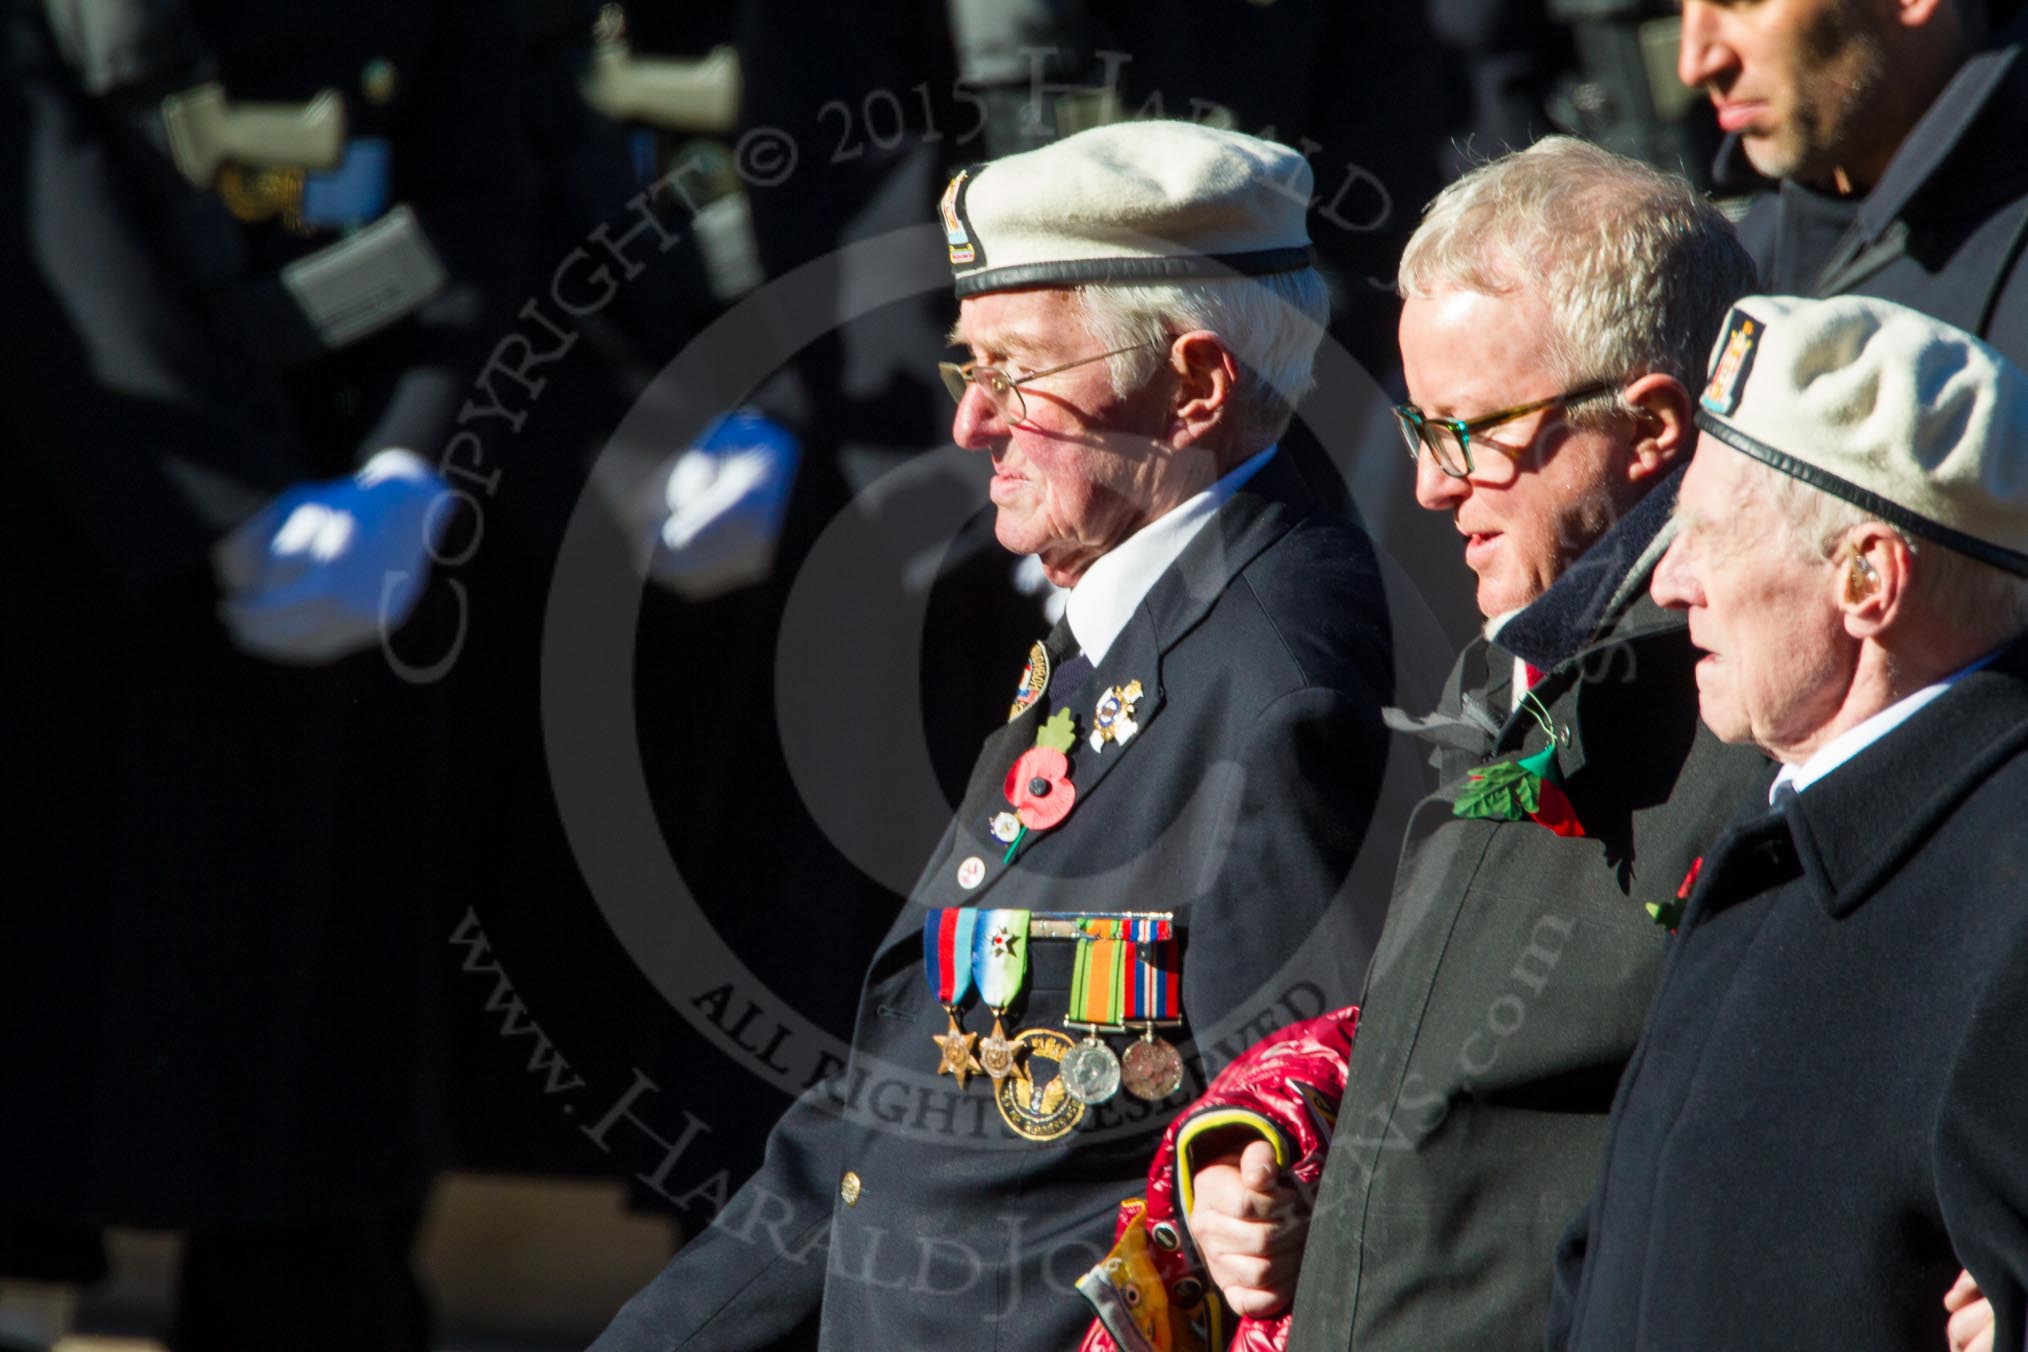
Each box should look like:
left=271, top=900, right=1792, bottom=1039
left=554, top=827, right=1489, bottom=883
left=924, top=908, right=1185, bottom=1142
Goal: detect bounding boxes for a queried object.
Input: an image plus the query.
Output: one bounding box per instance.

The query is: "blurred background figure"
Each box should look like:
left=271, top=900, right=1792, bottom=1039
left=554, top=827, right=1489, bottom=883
left=1, top=0, right=527, bottom=1346
left=1679, top=0, right=2028, bottom=362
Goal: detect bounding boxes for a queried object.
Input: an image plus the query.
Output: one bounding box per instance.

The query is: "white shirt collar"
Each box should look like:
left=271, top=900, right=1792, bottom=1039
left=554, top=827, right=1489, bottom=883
left=1769, top=650, right=2000, bottom=802
left=1064, top=445, right=1276, bottom=666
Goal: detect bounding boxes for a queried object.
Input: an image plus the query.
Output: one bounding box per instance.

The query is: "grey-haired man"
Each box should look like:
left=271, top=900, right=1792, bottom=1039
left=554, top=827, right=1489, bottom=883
left=1182, top=137, right=1772, bottom=1352
left=592, top=119, right=1404, bottom=1352
left=1551, top=293, right=2028, bottom=1351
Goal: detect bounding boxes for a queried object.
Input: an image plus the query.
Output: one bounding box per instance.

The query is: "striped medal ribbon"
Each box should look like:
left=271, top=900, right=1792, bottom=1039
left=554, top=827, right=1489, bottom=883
left=972, top=910, right=1031, bottom=1086
left=924, top=909, right=982, bottom=1088
left=1119, top=916, right=1185, bottom=1102
left=1060, top=919, right=1126, bottom=1105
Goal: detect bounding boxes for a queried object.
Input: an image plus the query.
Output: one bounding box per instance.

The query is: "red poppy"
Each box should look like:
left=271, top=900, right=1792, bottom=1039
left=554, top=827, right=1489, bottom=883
left=1528, top=779, right=1586, bottom=838
left=1005, top=747, right=1076, bottom=831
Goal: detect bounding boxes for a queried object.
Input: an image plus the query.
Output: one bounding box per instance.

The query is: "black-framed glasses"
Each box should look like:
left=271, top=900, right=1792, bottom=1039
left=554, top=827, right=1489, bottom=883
left=938, top=342, right=1155, bottom=426
left=1395, top=379, right=1620, bottom=479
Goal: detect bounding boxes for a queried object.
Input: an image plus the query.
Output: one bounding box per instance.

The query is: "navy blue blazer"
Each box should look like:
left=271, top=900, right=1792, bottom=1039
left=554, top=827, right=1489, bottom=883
left=592, top=450, right=1404, bottom=1351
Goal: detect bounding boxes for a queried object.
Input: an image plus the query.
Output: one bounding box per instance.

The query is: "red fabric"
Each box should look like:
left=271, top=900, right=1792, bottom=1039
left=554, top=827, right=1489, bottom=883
left=1523, top=662, right=1547, bottom=689
left=1678, top=856, right=1703, bottom=897
left=1526, top=779, right=1587, bottom=838
left=1078, top=1007, right=1359, bottom=1352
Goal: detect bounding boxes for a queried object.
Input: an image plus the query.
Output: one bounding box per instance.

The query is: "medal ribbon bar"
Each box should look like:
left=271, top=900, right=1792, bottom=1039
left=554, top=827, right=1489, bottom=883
left=923, top=908, right=978, bottom=1006
left=1124, top=919, right=1182, bottom=1024
left=1027, top=909, right=1172, bottom=941
left=972, top=909, right=1030, bottom=1009
left=1068, top=926, right=1128, bottom=1030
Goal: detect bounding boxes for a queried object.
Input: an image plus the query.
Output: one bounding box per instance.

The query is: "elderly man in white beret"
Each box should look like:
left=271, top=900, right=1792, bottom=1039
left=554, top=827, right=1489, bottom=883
left=1549, top=294, right=2028, bottom=1351
left=592, top=120, right=1404, bottom=1352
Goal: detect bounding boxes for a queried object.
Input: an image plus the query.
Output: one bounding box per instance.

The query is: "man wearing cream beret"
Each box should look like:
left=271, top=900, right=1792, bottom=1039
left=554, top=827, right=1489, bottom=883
left=1549, top=294, right=2028, bottom=1350
left=593, top=120, right=1406, bottom=1352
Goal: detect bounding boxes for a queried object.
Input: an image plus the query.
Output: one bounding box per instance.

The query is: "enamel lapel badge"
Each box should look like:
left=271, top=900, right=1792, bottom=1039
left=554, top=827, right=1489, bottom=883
left=1008, top=640, right=1050, bottom=722
left=1088, top=680, right=1145, bottom=752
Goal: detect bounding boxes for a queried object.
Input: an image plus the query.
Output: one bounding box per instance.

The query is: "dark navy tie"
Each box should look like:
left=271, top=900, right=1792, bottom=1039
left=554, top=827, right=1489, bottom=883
left=1043, top=614, right=1094, bottom=713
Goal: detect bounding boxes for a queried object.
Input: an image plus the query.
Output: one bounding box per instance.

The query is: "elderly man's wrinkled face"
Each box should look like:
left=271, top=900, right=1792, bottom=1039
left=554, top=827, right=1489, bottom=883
left=1400, top=286, right=1634, bottom=619
left=1651, top=447, right=1850, bottom=756
left=1677, top=0, right=1897, bottom=189
left=951, top=289, right=1187, bottom=587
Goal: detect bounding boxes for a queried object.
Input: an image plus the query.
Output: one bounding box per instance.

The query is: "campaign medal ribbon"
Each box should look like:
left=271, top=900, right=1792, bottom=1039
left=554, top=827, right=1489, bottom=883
left=1119, top=917, right=1185, bottom=1101
left=972, top=910, right=1031, bottom=1087
left=924, top=909, right=982, bottom=1089
left=1061, top=920, right=1126, bottom=1105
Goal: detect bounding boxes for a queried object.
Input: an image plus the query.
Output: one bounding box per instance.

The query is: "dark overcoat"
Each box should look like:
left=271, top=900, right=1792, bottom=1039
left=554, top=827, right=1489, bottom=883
left=1548, top=642, right=2028, bottom=1352
left=591, top=452, right=1405, bottom=1351
left=1290, top=474, right=1772, bottom=1352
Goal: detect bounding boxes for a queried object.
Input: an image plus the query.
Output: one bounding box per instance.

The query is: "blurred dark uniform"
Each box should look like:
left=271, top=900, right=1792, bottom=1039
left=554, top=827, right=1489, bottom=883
left=1427, top=0, right=1574, bottom=175
left=422, top=0, right=947, bottom=1211
left=0, top=0, right=527, bottom=1344
left=1086, top=0, right=1446, bottom=392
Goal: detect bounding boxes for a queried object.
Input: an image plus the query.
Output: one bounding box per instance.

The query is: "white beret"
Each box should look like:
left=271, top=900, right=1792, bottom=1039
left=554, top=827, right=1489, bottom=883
left=938, top=120, right=1314, bottom=299
left=1696, top=293, right=2028, bottom=575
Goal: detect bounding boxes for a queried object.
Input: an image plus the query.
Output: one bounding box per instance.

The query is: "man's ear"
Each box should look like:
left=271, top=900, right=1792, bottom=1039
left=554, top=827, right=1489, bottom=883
left=1169, top=330, right=1240, bottom=447
left=1621, top=372, right=1695, bottom=486
left=1836, top=523, right=1914, bottom=640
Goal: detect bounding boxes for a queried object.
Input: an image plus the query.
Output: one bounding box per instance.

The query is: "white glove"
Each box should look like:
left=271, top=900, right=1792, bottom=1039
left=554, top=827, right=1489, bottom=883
left=212, top=448, right=450, bottom=664
left=638, top=410, right=800, bottom=600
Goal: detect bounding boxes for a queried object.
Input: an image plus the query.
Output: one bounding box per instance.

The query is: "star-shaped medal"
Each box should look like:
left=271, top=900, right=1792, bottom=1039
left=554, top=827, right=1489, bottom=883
left=978, top=1013, right=1021, bottom=1087
left=933, top=1012, right=983, bottom=1089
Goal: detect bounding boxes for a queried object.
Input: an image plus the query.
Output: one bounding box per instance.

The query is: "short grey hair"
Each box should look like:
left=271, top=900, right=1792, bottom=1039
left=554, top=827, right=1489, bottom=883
left=1750, top=457, right=2028, bottom=645
left=1072, top=266, right=1331, bottom=452
left=1399, top=136, right=1756, bottom=427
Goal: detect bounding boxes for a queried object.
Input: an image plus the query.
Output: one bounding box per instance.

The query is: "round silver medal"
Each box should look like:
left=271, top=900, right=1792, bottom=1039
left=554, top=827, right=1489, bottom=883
left=1060, top=1036, right=1121, bottom=1106
left=1120, top=1033, right=1185, bottom=1102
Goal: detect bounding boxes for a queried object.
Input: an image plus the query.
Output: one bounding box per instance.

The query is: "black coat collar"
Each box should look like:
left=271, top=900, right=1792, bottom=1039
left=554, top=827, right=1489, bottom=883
left=1495, top=464, right=1685, bottom=672
left=1707, top=638, right=2028, bottom=920
left=1025, top=447, right=1319, bottom=839
left=909, top=449, right=1319, bottom=913
left=1389, top=469, right=1685, bottom=765
left=1140, top=446, right=1318, bottom=651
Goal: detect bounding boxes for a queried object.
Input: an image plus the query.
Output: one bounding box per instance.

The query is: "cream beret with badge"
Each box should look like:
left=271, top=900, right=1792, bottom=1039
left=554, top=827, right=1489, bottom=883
left=1696, top=293, right=2028, bottom=575
left=939, top=120, right=1315, bottom=298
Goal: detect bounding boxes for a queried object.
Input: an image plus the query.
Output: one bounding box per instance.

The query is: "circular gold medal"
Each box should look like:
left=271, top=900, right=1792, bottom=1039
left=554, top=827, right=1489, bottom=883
left=995, top=1027, right=1085, bottom=1141
left=1120, top=1032, right=1185, bottom=1102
